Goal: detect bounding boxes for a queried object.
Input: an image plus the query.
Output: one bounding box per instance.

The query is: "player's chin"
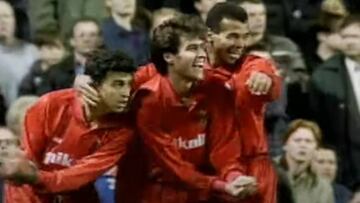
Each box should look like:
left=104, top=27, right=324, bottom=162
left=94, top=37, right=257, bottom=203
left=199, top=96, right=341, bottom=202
left=191, top=68, right=204, bottom=81
left=112, top=106, right=128, bottom=113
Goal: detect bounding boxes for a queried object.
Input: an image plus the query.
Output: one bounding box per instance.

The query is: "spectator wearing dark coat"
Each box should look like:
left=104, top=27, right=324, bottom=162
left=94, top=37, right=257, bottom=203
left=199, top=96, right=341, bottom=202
left=46, top=18, right=102, bottom=91
left=19, top=31, right=65, bottom=96
left=102, top=0, right=151, bottom=66
left=309, top=14, right=360, bottom=188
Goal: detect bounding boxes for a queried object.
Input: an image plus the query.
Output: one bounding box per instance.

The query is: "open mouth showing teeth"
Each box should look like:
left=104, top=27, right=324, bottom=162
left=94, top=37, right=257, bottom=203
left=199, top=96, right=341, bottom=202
left=193, top=61, right=205, bottom=68
left=193, top=64, right=204, bottom=68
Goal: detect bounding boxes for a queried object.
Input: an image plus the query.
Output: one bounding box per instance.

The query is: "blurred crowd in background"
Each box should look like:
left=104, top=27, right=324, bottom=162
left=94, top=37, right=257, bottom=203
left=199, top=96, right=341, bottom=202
left=1, top=0, right=360, bottom=202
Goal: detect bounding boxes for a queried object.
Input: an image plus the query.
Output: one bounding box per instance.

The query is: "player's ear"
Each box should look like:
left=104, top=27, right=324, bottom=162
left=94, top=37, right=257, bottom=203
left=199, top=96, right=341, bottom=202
left=163, top=53, right=175, bottom=65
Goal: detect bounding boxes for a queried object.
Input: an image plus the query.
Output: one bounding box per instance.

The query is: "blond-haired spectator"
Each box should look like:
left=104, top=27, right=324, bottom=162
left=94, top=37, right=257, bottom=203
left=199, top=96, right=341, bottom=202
left=6, top=96, right=39, bottom=136
left=275, top=119, right=334, bottom=203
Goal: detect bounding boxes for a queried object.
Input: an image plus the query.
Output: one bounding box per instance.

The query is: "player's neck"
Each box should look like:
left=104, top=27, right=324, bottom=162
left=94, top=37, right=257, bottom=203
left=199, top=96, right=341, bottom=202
left=83, top=101, right=110, bottom=122
left=168, top=71, right=194, bottom=97
left=285, top=154, right=310, bottom=177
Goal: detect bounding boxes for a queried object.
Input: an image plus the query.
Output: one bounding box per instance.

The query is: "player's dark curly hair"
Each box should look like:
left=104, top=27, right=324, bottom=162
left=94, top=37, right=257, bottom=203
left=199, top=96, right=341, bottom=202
left=85, top=50, right=136, bottom=85
left=151, top=14, right=207, bottom=75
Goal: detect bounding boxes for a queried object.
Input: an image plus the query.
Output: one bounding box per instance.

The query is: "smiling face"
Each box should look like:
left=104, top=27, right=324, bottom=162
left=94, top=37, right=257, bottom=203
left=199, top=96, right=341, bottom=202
left=211, top=18, right=250, bottom=66
left=166, top=37, right=207, bottom=81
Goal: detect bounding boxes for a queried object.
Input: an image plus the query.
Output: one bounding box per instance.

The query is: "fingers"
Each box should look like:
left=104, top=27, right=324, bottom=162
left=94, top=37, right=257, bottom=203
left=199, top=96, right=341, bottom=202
left=246, top=72, right=272, bottom=95
left=79, top=85, right=100, bottom=107
left=74, top=75, right=100, bottom=106
left=232, top=175, right=256, bottom=187
left=81, top=93, right=98, bottom=107
left=73, top=75, right=92, bottom=89
left=224, top=176, right=258, bottom=199
left=225, top=183, right=245, bottom=197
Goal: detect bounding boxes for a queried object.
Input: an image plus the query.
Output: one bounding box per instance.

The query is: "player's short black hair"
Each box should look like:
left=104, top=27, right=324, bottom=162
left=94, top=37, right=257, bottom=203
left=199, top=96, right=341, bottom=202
left=151, top=14, right=207, bottom=75
left=206, top=2, right=248, bottom=33
left=85, top=50, right=136, bottom=85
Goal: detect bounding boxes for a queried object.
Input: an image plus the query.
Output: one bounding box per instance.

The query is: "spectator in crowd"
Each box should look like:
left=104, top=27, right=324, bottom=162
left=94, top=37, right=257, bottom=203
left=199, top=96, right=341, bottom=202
left=0, top=96, right=37, bottom=203
left=305, top=0, right=348, bottom=72
left=309, top=14, right=360, bottom=188
left=19, top=31, right=65, bottom=96
left=5, top=96, right=39, bottom=137
left=29, top=0, right=108, bottom=38
left=151, top=8, right=180, bottom=34
left=0, top=0, right=39, bottom=107
left=193, top=0, right=225, bottom=22
left=46, top=18, right=102, bottom=91
left=282, top=0, right=323, bottom=58
left=0, top=127, right=20, bottom=203
left=275, top=119, right=334, bottom=203
left=5, top=0, right=30, bottom=40
left=102, top=0, right=151, bottom=66
left=311, top=147, right=352, bottom=203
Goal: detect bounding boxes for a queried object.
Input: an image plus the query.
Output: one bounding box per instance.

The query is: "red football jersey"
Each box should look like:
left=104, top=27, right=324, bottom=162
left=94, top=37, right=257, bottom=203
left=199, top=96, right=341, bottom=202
left=5, top=89, right=134, bottom=203
left=117, top=71, right=242, bottom=203
left=214, top=54, right=282, bottom=203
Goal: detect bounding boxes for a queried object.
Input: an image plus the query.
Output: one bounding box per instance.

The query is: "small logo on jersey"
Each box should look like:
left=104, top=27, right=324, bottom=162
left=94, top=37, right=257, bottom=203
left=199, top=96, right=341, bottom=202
left=52, top=137, right=63, bottom=144
left=43, top=152, right=73, bottom=167
left=175, top=133, right=206, bottom=150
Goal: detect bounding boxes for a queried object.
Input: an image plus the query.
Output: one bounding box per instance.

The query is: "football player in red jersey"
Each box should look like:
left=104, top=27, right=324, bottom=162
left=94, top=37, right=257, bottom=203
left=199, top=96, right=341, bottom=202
left=205, top=2, right=282, bottom=203
left=0, top=50, right=136, bottom=203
